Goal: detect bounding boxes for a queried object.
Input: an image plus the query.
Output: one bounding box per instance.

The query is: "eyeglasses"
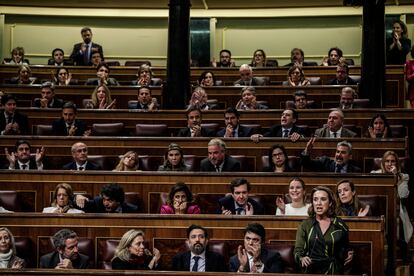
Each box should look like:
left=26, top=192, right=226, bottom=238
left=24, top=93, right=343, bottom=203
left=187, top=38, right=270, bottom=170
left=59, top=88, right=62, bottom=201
left=75, top=148, right=87, bottom=153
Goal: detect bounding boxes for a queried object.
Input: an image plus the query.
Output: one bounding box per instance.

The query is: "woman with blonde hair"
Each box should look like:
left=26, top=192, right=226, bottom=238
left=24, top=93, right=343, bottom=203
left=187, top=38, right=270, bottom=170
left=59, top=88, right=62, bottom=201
left=113, top=151, right=140, bottom=171
left=0, top=227, right=25, bottom=269
left=188, top=86, right=212, bottom=110
left=371, top=151, right=412, bottom=244
left=112, top=229, right=160, bottom=270
left=9, top=64, right=37, bottom=85
left=42, top=183, right=84, bottom=213
left=89, top=84, right=116, bottom=109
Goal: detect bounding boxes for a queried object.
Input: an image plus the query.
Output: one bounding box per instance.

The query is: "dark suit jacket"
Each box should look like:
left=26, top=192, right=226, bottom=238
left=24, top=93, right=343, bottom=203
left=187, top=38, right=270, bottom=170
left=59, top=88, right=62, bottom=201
left=62, top=161, right=102, bottom=170
left=52, top=118, right=88, bottom=136
left=84, top=78, right=119, bottom=86
left=218, top=195, right=264, bottom=215
left=39, top=251, right=90, bottom=269
left=0, top=111, right=29, bottom=135
left=234, top=77, right=267, bottom=86
left=33, top=98, right=64, bottom=108
left=176, top=127, right=216, bottom=137
left=78, top=196, right=139, bottom=213
left=314, top=126, right=357, bottom=138
left=200, top=155, right=241, bottom=172
left=300, top=154, right=361, bottom=173
left=172, top=250, right=228, bottom=272
left=70, top=42, right=104, bottom=66
left=10, top=159, right=39, bottom=170
left=217, top=125, right=255, bottom=137
left=263, top=125, right=305, bottom=137
left=229, top=248, right=284, bottom=273
left=328, top=77, right=357, bottom=85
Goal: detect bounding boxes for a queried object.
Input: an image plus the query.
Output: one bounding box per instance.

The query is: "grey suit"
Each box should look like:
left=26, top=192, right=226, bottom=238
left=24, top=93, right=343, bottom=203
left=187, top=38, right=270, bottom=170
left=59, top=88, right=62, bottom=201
left=314, top=126, right=357, bottom=138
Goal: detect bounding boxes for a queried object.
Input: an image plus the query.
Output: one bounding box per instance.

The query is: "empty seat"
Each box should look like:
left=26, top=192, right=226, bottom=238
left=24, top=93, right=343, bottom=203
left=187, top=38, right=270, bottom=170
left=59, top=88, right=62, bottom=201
left=100, top=239, right=120, bottom=269
left=124, top=192, right=141, bottom=211
left=105, top=61, right=120, bottom=66
left=354, top=98, right=370, bottom=108
left=230, top=155, right=247, bottom=171
left=240, top=124, right=261, bottom=135
left=308, top=77, right=321, bottom=85
left=349, top=75, right=361, bottom=83
left=92, top=123, right=124, bottom=136
left=183, top=154, right=197, bottom=171
left=33, top=124, right=53, bottom=135
left=88, top=155, right=108, bottom=170
left=267, top=243, right=295, bottom=273
left=0, top=190, right=18, bottom=211
left=201, top=123, right=219, bottom=134
left=138, top=155, right=163, bottom=171
left=15, top=237, right=35, bottom=267
left=125, top=60, right=151, bottom=66
left=390, top=124, right=406, bottom=138
left=134, top=124, right=168, bottom=137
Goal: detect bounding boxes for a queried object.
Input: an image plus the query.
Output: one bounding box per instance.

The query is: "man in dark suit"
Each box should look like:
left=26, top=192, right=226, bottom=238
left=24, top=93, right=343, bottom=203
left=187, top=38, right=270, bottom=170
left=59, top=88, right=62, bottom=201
left=211, top=49, right=236, bottom=67
left=52, top=102, right=90, bottom=136
left=300, top=137, right=361, bottom=173
left=284, top=48, right=317, bottom=67
left=74, top=183, right=139, bottom=213
left=128, top=86, right=159, bottom=111
left=0, top=94, right=29, bottom=135
left=217, top=107, right=255, bottom=137
left=328, top=63, right=357, bottom=85
left=62, top=142, right=102, bottom=170
left=33, top=81, right=64, bottom=108
left=251, top=108, right=305, bottom=143
left=234, top=64, right=267, bottom=86
left=172, top=224, right=228, bottom=272
left=218, top=178, right=264, bottom=215
left=176, top=107, right=215, bottom=137
left=339, top=86, right=361, bottom=109
left=4, top=140, right=45, bottom=170
left=200, top=138, right=241, bottom=172
left=229, top=223, right=284, bottom=273
left=314, top=109, right=357, bottom=138
left=39, top=229, right=90, bottom=269
left=69, top=27, right=104, bottom=66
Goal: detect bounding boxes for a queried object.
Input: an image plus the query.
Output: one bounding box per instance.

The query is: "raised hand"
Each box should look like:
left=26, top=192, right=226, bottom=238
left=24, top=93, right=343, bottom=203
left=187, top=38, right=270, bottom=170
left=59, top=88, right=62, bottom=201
left=245, top=202, right=254, bottom=216
left=304, top=136, right=316, bottom=154
left=237, top=245, right=248, bottom=268
left=358, top=205, right=370, bottom=216
left=221, top=206, right=231, bottom=215
left=35, top=147, right=45, bottom=163
left=275, top=196, right=285, bottom=214
left=5, top=148, right=16, bottom=168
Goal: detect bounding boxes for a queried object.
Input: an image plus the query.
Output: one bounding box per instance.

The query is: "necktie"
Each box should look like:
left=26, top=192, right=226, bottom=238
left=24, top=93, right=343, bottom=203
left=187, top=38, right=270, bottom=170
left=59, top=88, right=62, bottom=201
left=7, top=116, right=13, bottom=124
left=67, top=125, right=72, bottom=135
left=192, top=256, right=200, bottom=272
left=215, top=165, right=221, bottom=172
left=142, top=104, right=148, bottom=110
left=335, top=164, right=342, bottom=173
left=333, top=132, right=337, bottom=138
left=236, top=207, right=244, bottom=215
left=79, top=166, right=84, bottom=171
left=283, top=129, right=289, bottom=137
left=21, top=164, right=27, bottom=170
left=251, top=261, right=257, bottom=273
left=83, top=44, right=89, bottom=65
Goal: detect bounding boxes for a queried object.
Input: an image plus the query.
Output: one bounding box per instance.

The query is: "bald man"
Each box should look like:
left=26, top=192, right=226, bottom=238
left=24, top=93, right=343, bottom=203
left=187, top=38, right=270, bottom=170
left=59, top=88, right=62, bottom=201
left=314, top=109, right=357, bottom=138
left=62, top=142, right=102, bottom=170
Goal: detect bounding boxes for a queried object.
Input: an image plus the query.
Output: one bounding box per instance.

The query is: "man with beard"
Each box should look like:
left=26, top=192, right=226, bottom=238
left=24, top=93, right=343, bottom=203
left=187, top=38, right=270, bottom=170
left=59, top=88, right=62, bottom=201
left=218, top=178, right=264, bottom=215
left=200, top=138, right=241, bottom=172
left=314, top=109, right=357, bottom=138
left=40, top=229, right=90, bottom=269
left=211, top=49, right=236, bottom=67
left=300, top=137, right=361, bottom=173
left=230, top=223, right=284, bottom=273
left=52, top=102, right=90, bottom=136
left=4, top=140, right=45, bottom=170
left=217, top=107, right=255, bottom=137
left=176, top=107, right=215, bottom=137
left=70, top=27, right=104, bottom=66
left=251, top=109, right=305, bottom=143
left=172, top=224, right=228, bottom=272
left=74, top=183, right=139, bottom=213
